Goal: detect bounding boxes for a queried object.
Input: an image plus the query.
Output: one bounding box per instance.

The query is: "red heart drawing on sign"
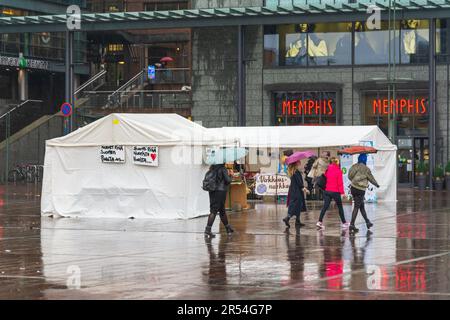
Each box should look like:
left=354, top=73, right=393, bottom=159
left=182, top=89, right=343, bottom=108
left=150, top=153, right=157, bottom=161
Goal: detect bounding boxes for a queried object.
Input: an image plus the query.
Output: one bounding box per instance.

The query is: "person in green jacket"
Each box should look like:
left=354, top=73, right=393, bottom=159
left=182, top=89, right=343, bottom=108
left=348, top=154, right=380, bottom=233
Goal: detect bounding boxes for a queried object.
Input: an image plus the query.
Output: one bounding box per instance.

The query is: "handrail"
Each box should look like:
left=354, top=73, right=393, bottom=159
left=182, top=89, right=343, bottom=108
left=74, top=69, right=107, bottom=95
left=107, top=68, right=146, bottom=107
left=115, top=68, right=145, bottom=94
left=82, top=90, right=192, bottom=94
left=0, top=100, right=43, bottom=121
left=154, top=67, right=190, bottom=71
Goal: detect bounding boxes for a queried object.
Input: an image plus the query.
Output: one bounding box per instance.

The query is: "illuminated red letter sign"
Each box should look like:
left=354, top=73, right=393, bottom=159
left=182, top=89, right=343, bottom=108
left=281, top=99, right=334, bottom=116
left=372, top=98, right=427, bottom=115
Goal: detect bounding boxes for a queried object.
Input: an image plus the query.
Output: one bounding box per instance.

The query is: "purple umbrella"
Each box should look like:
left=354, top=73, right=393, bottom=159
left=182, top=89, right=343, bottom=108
left=285, top=151, right=315, bottom=165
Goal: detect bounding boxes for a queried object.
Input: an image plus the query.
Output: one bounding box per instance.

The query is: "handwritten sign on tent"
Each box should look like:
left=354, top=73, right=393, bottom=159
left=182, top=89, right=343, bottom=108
left=100, top=145, right=125, bottom=163
left=133, top=146, right=158, bottom=166
left=255, top=174, right=290, bottom=196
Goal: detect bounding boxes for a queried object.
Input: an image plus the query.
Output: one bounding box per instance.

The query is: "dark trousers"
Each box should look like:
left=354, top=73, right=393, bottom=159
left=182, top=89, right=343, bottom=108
left=319, top=191, right=346, bottom=223
left=207, top=190, right=229, bottom=228
left=350, top=186, right=369, bottom=225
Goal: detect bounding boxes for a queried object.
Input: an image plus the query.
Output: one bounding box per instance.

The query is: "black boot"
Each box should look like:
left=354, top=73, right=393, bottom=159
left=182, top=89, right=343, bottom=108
left=295, top=218, right=305, bottom=227
left=225, top=224, right=234, bottom=235
left=204, top=226, right=215, bottom=238
left=282, top=216, right=291, bottom=228
left=366, top=221, right=373, bottom=229
left=349, top=224, right=359, bottom=233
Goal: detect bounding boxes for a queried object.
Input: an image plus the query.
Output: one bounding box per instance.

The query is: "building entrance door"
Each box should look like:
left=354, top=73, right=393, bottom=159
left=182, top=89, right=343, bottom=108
left=397, top=137, right=429, bottom=186
left=397, top=138, right=414, bottom=186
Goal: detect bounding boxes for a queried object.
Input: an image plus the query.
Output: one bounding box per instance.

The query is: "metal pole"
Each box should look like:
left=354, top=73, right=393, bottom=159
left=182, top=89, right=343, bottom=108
left=388, top=0, right=392, bottom=142
left=237, top=25, right=245, bottom=126
left=351, top=22, right=355, bottom=126
left=429, top=18, right=436, bottom=188
left=392, top=0, right=397, bottom=144
left=64, top=31, right=73, bottom=134
left=69, top=31, right=74, bottom=132
left=5, top=112, right=10, bottom=183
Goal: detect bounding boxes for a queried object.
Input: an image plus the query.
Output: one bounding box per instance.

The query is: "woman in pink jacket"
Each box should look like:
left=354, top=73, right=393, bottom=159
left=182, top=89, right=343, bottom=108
left=316, top=157, right=349, bottom=230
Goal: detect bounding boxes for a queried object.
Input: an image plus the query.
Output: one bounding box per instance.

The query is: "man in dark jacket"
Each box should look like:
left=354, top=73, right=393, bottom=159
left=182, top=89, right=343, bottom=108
left=348, top=154, right=380, bottom=233
left=204, top=164, right=234, bottom=238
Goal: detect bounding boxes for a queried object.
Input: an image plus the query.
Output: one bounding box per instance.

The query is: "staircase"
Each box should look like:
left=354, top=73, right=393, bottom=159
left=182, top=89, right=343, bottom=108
left=0, top=67, right=192, bottom=182
left=76, top=67, right=192, bottom=124
left=0, top=70, right=106, bottom=183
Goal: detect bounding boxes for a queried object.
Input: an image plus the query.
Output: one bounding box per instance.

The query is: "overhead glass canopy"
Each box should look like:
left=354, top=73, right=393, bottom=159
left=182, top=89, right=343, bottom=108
left=0, top=0, right=450, bottom=33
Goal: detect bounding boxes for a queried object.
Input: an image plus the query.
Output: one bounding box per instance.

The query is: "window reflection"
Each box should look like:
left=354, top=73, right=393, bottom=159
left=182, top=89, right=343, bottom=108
left=400, top=20, right=429, bottom=64
left=264, top=23, right=351, bottom=67
left=264, top=20, right=438, bottom=67
left=355, top=21, right=400, bottom=65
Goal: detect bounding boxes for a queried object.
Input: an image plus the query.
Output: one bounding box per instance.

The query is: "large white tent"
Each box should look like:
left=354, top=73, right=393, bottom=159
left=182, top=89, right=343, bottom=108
left=209, top=125, right=397, bottom=201
left=41, top=113, right=233, bottom=219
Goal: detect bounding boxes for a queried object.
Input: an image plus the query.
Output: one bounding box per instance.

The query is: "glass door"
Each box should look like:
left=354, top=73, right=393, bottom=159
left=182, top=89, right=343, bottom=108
left=397, top=138, right=414, bottom=186
left=413, top=137, right=430, bottom=187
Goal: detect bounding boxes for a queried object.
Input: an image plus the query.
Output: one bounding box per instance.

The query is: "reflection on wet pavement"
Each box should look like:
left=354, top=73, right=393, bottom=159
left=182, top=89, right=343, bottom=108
left=0, top=184, right=450, bottom=299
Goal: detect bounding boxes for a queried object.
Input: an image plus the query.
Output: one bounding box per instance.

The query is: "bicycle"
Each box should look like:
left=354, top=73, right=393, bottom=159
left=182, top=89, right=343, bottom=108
left=8, top=164, right=42, bottom=183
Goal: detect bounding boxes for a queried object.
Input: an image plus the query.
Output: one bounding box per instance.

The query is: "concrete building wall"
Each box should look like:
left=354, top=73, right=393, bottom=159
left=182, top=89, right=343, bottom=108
left=192, top=26, right=239, bottom=127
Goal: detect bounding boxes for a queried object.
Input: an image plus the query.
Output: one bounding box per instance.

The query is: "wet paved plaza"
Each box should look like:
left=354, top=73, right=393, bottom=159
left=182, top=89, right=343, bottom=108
left=0, top=184, right=450, bottom=299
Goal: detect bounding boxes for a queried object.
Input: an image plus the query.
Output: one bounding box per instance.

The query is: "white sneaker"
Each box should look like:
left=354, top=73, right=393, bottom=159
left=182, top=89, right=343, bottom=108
left=316, top=221, right=325, bottom=230
left=342, top=222, right=350, bottom=229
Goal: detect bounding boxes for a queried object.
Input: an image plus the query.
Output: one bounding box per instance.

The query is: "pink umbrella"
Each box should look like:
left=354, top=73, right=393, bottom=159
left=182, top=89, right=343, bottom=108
left=285, top=151, right=315, bottom=165
left=160, top=56, right=174, bottom=63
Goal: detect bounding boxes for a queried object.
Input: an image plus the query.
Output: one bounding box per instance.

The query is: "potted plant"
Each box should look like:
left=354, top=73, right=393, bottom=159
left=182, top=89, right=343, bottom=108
left=445, top=161, right=450, bottom=190
left=416, top=161, right=427, bottom=190
left=433, top=165, right=445, bottom=191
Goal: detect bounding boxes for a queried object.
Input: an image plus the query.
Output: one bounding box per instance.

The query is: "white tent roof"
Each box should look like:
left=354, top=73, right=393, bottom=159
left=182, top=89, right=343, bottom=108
left=209, top=125, right=397, bottom=151
left=47, top=113, right=235, bottom=147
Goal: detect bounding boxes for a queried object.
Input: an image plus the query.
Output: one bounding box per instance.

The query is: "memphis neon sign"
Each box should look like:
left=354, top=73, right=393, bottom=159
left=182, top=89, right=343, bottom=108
left=281, top=99, right=334, bottom=115
left=372, top=98, right=427, bottom=115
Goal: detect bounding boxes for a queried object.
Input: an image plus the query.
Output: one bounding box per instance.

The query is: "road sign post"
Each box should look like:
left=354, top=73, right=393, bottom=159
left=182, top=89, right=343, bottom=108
left=61, top=102, right=73, bottom=135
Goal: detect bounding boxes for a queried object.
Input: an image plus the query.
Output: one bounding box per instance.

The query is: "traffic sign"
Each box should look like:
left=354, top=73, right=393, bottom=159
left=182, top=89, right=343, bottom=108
left=60, top=102, right=73, bottom=117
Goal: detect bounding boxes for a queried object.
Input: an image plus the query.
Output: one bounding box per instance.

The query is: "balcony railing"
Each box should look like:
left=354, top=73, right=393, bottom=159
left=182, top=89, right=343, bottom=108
left=150, top=68, right=190, bottom=85
left=79, top=90, right=192, bottom=110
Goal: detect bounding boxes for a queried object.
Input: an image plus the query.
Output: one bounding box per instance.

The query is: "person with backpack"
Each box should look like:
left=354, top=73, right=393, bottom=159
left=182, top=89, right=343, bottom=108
left=348, top=154, right=380, bottom=234
left=203, top=164, right=234, bottom=238
left=316, top=157, right=348, bottom=230
left=304, top=156, right=317, bottom=199
left=282, top=160, right=308, bottom=228
left=307, top=151, right=330, bottom=200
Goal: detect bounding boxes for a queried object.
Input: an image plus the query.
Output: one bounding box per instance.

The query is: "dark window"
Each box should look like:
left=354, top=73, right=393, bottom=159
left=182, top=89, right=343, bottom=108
left=274, top=91, right=338, bottom=126
left=144, top=1, right=188, bottom=11
left=362, top=90, right=429, bottom=136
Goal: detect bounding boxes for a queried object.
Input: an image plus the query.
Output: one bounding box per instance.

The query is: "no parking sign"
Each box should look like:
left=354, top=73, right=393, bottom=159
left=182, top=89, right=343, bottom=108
left=60, top=102, right=73, bottom=117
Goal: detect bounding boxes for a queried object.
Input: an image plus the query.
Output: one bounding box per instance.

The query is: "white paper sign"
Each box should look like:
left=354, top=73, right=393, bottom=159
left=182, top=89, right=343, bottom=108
left=255, top=174, right=290, bottom=196
left=100, top=145, right=125, bottom=163
left=132, top=146, right=158, bottom=166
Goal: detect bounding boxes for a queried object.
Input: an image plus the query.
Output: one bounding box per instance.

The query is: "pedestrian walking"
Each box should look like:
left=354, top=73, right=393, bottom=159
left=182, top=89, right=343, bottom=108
left=283, top=160, right=308, bottom=228
left=348, top=154, right=380, bottom=233
left=304, top=156, right=317, bottom=199
left=307, top=151, right=330, bottom=180
left=308, top=151, right=330, bottom=199
left=202, top=164, right=234, bottom=238
left=316, top=157, right=348, bottom=230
